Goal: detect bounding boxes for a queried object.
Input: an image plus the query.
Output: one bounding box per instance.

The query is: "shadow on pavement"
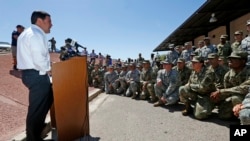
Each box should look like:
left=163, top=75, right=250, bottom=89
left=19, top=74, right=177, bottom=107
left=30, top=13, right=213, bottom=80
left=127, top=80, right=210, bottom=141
left=161, top=103, right=240, bottom=128
left=9, top=70, right=22, bottom=78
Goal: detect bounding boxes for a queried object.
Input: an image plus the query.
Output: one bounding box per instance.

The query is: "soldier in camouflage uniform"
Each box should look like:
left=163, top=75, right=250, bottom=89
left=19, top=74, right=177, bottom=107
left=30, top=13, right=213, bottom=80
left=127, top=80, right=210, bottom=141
left=180, top=42, right=193, bottom=62
left=218, top=56, right=229, bottom=71
left=139, top=60, right=157, bottom=101
left=172, top=58, right=192, bottom=86
left=239, top=20, right=250, bottom=66
left=231, top=30, right=244, bottom=52
left=104, top=65, right=119, bottom=94
left=165, top=44, right=179, bottom=66
left=179, top=56, right=217, bottom=120
left=204, top=37, right=217, bottom=53
left=125, top=63, right=141, bottom=98
left=153, top=59, right=181, bottom=107
left=195, top=40, right=211, bottom=59
left=88, top=61, right=94, bottom=87
left=207, top=53, right=228, bottom=89
left=233, top=87, right=250, bottom=125
left=216, top=35, right=232, bottom=65
left=91, top=64, right=104, bottom=89
left=186, top=52, right=198, bottom=70
left=114, top=64, right=128, bottom=95
left=210, top=51, right=250, bottom=120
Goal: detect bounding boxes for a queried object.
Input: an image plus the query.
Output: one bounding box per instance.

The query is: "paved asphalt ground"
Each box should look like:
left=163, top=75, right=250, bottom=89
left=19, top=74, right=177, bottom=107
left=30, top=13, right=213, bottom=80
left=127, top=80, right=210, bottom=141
left=0, top=52, right=242, bottom=141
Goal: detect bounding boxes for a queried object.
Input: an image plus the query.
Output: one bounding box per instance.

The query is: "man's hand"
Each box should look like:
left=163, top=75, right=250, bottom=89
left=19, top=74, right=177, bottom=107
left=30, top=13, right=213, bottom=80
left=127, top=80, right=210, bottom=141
left=233, top=104, right=243, bottom=117
left=210, top=90, right=220, bottom=103
left=161, top=96, right=166, bottom=103
left=156, top=80, right=162, bottom=86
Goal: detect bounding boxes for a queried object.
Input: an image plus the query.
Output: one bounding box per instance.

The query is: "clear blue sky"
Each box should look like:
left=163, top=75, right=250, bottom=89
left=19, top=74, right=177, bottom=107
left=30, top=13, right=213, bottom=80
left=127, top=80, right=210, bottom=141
left=0, top=0, right=205, bottom=61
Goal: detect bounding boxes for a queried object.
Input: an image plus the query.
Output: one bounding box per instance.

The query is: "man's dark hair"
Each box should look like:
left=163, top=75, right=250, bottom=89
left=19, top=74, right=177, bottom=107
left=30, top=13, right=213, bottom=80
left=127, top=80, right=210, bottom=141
left=31, top=11, right=50, bottom=24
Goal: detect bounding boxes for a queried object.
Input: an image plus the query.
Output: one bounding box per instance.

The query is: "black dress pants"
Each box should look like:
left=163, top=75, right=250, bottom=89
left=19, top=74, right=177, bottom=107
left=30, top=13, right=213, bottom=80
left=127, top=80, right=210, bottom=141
left=21, top=69, right=53, bottom=141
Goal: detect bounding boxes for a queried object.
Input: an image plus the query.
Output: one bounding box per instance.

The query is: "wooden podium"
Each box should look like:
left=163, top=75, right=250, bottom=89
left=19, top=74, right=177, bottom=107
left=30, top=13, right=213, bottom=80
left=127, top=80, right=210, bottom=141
left=51, top=56, right=89, bottom=141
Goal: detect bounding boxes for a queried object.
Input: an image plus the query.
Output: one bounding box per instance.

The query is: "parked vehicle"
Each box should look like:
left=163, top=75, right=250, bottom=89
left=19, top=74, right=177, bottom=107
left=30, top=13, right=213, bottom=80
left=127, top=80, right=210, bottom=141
left=0, top=42, right=11, bottom=52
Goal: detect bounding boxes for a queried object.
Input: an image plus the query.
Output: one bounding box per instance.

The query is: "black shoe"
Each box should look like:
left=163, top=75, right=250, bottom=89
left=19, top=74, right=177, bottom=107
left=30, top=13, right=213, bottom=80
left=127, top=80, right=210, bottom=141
left=41, top=122, right=52, bottom=139
left=13, top=65, right=18, bottom=70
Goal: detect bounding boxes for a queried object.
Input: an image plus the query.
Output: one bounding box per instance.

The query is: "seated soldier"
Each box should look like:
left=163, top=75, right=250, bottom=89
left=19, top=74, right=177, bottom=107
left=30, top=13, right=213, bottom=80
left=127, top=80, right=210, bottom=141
left=114, top=64, right=129, bottom=95
left=139, top=60, right=157, bottom=101
left=125, top=63, right=141, bottom=99
left=210, top=51, right=250, bottom=120
left=233, top=87, right=250, bottom=125
left=104, top=65, right=118, bottom=94
left=179, top=56, right=217, bottom=120
left=172, top=58, right=192, bottom=86
left=207, top=53, right=228, bottom=89
left=153, top=59, right=181, bottom=107
left=91, top=64, right=104, bottom=89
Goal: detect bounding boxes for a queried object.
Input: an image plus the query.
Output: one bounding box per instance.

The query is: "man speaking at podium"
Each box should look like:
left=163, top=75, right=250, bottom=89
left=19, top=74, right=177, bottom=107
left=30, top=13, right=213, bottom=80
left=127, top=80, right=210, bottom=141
left=17, top=10, right=54, bottom=141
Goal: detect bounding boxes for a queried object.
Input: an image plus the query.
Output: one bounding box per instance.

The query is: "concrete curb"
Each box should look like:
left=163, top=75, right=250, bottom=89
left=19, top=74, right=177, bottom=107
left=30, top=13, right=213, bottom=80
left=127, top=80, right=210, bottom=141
left=11, top=88, right=102, bottom=141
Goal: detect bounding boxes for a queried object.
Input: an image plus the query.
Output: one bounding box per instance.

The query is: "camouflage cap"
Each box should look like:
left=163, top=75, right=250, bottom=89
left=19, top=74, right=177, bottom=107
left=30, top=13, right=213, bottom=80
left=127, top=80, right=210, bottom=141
left=121, top=64, right=128, bottom=68
left=128, top=63, right=136, bottom=66
left=142, top=60, right=150, bottom=64
left=204, top=37, right=210, bottom=40
left=191, top=56, right=204, bottom=63
left=184, top=42, right=191, bottom=46
left=190, top=52, right=198, bottom=56
left=168, top=44, right=175, bottom=49
left=162, top=59, right=173, bottom=64
left=177, top=58, right=185, bottom=63
left=108, top=65, right=114, bottom=68
left=136, top=63, right=142, bottom=67
left=218, top=56, right=225, bottom=61
left=234, top=30, right=243, bottom=35
left=227, top=51, right=248, bottom=59
left=220, top=35, right=227, bottom=39
left=207, top=53, right=219, bottom=59
left=246, top=19, right=250, bottom=25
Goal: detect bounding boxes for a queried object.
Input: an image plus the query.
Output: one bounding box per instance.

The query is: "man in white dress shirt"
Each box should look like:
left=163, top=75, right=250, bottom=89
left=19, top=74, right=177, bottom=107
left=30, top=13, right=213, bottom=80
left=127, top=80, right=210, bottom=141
left=17, top=10, right=54, bottom=141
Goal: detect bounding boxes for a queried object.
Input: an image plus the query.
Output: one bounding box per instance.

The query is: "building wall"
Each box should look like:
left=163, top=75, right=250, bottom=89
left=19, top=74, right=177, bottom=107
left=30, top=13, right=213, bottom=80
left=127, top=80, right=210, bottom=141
left=194, top=35, right=205, bottom=48
left=230, top=13, right=250, bottom=42
left=193, top=13, right=249, bottom=47
left=208, top=26, right=226, bottom=45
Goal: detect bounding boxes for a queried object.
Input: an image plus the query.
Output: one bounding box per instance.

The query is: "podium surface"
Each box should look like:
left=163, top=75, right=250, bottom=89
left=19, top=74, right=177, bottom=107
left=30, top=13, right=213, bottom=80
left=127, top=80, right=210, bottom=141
left=51, top=56, right=89, bottom=141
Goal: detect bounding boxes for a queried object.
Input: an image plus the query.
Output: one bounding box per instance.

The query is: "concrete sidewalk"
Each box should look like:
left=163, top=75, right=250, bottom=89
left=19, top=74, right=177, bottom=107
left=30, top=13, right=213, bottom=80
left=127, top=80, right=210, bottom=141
left=11, top=87, right=102, bottom=141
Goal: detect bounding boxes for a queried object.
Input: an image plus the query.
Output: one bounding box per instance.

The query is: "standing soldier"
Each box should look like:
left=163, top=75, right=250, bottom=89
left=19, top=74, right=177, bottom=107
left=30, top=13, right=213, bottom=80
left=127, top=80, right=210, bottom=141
left=11, top=25, right=24, bottom=70
left=165, top=44, right=179, bottom=66
left=180, top=42, right=193, bottom=62
left=104, top=65, right=118, bottom=94
left=217, top=35, right=232, bottom=65
left=239, top=19, right=250, bottom=66
left=210, top=51, right=250, bottom=120
left=139, top=60, right=157, bottom=101
left=49, top=37, right=56, bottom=52
left=125, top=63, right=141, bottom=99
left=153, top=59, right=181, bottom=107
left=204, top=37, right=217, bottom=53
left=179, top=56, right=216, bottom=120
left=137, top=53, right=144, bottom=64
left=231, top=30, right=244, bottom=52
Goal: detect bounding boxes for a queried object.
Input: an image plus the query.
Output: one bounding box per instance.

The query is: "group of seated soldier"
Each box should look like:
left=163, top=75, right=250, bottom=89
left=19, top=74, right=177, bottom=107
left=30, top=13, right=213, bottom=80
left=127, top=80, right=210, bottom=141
left=86, top=49, right=250, bottom=125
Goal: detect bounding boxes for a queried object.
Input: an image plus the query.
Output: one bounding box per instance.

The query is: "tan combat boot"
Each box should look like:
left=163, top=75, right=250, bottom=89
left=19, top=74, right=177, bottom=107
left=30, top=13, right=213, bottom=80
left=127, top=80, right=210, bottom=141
left=182, top=103, right=192, bottom=116
left=153, top=100, right=164, bottom=107
left=131, top=92, right=137, bottom=99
